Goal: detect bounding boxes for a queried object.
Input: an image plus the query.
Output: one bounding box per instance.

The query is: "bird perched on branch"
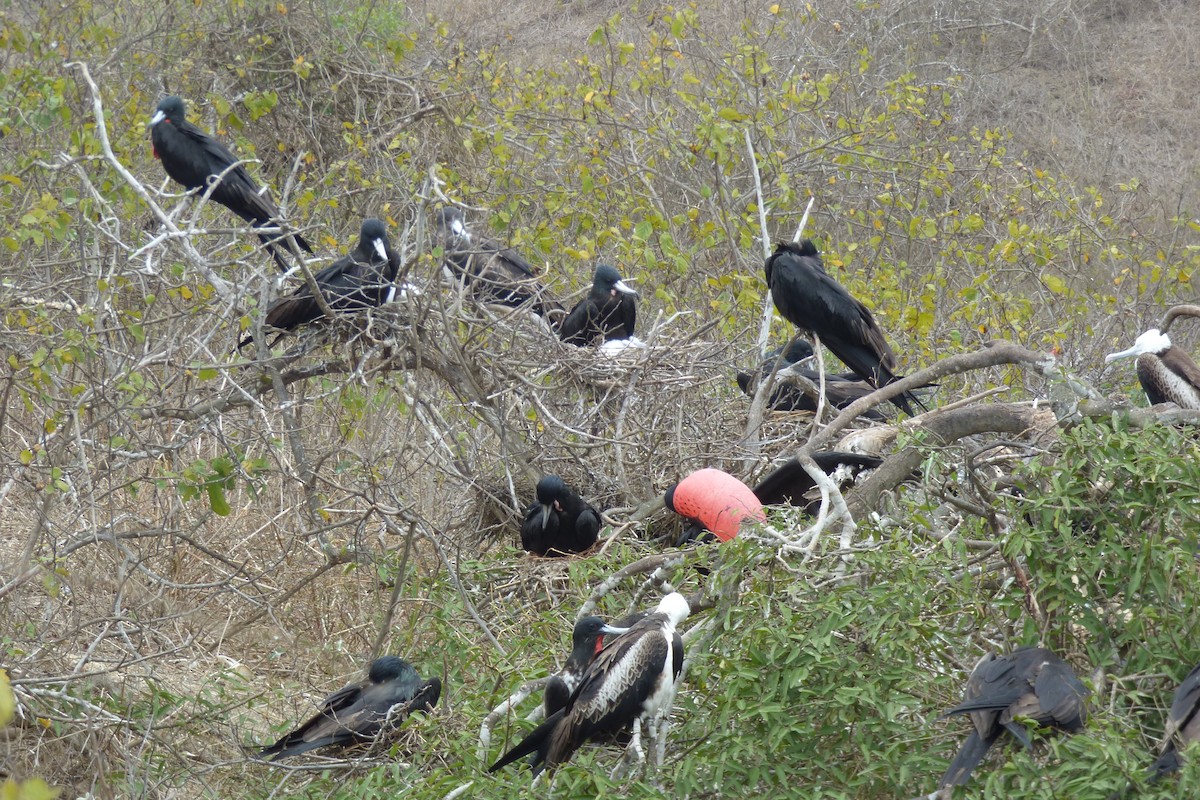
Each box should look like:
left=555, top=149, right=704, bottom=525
left=520, top=476, right=601, bottom=556
left=489, top=592, right=689, bottom=776
left=433, top=207, right=563, bottom=319
left=736, top=338, right=887, bottom=420
left=1105, top=306, right=1200, bottom=409
left=239, top=218, right=401, bottom=349
left=558, top=264, right=638, bottom=346
left=940, top=646, right=1089, bottom=787
left=764, top=240, right=924, bottom=415
left=258, top=655, right=440, bottom=760
left=543, top=614, right=645, bottom=718
left=149, top=95, right=312, bottom=271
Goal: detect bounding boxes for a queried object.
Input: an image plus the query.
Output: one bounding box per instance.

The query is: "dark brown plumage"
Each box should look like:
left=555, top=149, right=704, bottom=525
left=940, top=647, right=1089, bottom=787
left=259, top=656, right=440, bottom=760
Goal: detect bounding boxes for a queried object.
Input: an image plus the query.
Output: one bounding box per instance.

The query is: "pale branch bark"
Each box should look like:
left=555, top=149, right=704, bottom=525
left=844, top=402, right=1058, bottom=520
left=67, top=62, right=235, bottom=300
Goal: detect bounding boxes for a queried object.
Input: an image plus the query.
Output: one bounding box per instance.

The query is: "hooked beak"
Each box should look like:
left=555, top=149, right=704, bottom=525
left=613, top=279, right=637, bottom=296
left=1104, top=346, right=1138, bottom=364
left=599, top=624, right=630, bottom=636
left=540, top=504, right=551, bottom=528
left=372, top=238, right=387, bottom=261
left=149, top=109, right=165, bottom=127
left=450, top=218, right=465, bottom=236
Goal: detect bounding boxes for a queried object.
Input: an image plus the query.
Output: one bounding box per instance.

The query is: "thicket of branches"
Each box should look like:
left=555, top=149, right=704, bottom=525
left=3, top=1, right=1200, bottom=798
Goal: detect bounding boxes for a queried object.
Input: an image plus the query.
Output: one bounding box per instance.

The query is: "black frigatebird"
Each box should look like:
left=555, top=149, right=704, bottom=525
left=737, top=338, right=887, bottom=420
left=666, top=452, right=882, bottom=545
left=1144, top=661, right=1200, bottom=781
left=1105, top=307, right=1200, bottom=409
left=433, top=207, right=563, bottom=319
left=519, top=476, right=601, bottom=556
left=558, top=264, right=637, bottom=346
left=543, top=615, right=641, bottom=718
left=489, top=592, right=690, bottom=776
left=259, top=655, right=440, bottom=760
left=239, top=218, right=401, bottom=348
left=663, top=468, right=765, bottom=544
left=149, top=95, right=312, bottom=271
left=940, top=646, right=1089, bottom=787
left=764, top=240, right=924, bottom=415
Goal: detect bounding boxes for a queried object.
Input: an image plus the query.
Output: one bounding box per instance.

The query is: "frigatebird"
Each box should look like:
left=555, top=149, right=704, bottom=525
left=1144, top=661, right=1200, bottom=781
left=764, top=240, right=923, bottom=415
left=489, top=592, right=689, bottom=776
left=663, top=468, right=765, bottom=543
left=558, top=264, right=637, bottom=346
left=940, top=647, right=1089, bottom=787
left=520, top=476, right=601, bottom=556
left=239, top=218, right=400, bottom=349
left=666, top=452, right=882, bottom=545
left=1105, top=307, right=1200, bottom=409
left=259, top=655, right=440, bottom=760
left=737, top=339, right=887, bottom=420
left=149, top=95, right=312, bottom=271
left=433, top=207, right=563, bottom=319
left=543, top=615, right=641, bottom=718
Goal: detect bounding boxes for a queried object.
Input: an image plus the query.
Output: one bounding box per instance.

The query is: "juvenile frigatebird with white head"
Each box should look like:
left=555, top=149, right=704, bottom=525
left=149, top=95, right=312, bottom=271
left=239, top=218, right=401, bottom=349
left=258, top=655, right=440, bottom=760
left=764, top=240, right=924, bottom=415
left=489, top=592, right=690, bottom=776
left=519, top=476, right=601, bottom=556
left=558, top=263, right=638, bottom=345
left=1105, top=305, right=1200, bottom=409
left=433, top=207, right=563, bottom=319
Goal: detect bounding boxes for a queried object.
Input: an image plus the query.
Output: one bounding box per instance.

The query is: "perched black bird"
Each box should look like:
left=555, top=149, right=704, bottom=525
left=433, top=207, right=563, bottom=319
left=240, top=218, right=401, bottom=348
left=149, top=95, right=312, bottom=271
left=490, top=593, right=689, bottom=776
left=543, top=615, right=642, bottom=718
left=259, top=656, right=440, bottom=760
left=737, top=338, right=886, bottom=420
left=764, top=240, right=923, bottom=415
left=558, top=264, right=637, bottom=346
left=1145, top=661, right=1200, bottom=781
left=940, top=647, right=1089, bottom=787
left=520, top=476, right=601, bottom=556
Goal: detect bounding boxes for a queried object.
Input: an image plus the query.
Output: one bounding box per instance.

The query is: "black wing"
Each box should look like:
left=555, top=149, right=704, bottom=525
left=751, top=452, right=883, bottom=509
left=558, top=297, right=599, bottom=345
left=520, top=502, right=558, bottom=555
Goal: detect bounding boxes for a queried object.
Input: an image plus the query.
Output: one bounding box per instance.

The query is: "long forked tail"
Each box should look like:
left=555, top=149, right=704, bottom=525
left=488, top=710, right=563, bottom=775
left=940, top=730, right=998, bottom=787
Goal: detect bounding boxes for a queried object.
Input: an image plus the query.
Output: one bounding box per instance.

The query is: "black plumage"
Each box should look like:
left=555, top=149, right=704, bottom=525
left=149, top=95, right=312, bottom=271
left=520, top=476, right=601, bottom=556
left=543, top=614, right=643, bottom=718
left=241, top=218, right=400, bottom=347
left=764, top=240, right=923, bottom=415
left=940, top=647, right=1089, bottom=787
left=558, top=264, right=637, bottom=345
left=490, top=593, right=689, bottom=776
left=1146, top=661, right=1200, bottom=781
left=433, top=207, right=562, bottom=319
left=737, top=338, right=886, bottom=420
left=259, top=656, right=440, bottom=760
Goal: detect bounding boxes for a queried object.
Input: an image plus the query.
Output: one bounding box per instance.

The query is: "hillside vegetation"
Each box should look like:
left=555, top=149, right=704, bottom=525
left=3, top=0, right=1200, bottom=798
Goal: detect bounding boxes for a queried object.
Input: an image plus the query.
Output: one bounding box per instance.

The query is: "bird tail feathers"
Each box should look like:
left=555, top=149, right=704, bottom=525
left=488, top=710, right=564, bottom=774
